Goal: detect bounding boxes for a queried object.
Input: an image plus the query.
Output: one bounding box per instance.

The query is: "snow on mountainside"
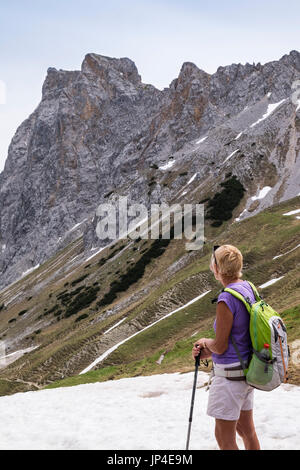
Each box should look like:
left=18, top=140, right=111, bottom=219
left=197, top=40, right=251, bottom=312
left=0, top=371, right=299, bottom=450
left=0, top=50, right=300, bottom=290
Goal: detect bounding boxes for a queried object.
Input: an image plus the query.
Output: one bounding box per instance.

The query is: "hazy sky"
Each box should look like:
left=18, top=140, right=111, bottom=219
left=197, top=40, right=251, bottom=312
left=0, top=0, right=299, bottom=171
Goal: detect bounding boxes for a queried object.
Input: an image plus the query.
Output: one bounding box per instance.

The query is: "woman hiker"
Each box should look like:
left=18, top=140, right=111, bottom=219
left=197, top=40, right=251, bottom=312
left=192, top=244, right=261, bottom=450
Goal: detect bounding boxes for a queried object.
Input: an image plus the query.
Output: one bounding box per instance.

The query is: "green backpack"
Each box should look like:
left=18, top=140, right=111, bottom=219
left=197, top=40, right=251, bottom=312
left=223, top=280, right=289, bottom=391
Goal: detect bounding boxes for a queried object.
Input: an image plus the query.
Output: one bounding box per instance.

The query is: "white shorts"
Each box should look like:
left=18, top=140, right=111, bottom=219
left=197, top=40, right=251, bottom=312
left=207, top=362, right=254, bottom=421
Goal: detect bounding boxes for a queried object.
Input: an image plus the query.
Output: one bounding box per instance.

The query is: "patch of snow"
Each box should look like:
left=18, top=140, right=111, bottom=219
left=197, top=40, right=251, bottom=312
left=0, top=372, right=299, bottom=449
left=234, top=132, right=243, bottom=140
left=80, top=290, right=211, bottom=374
left=283, top=208, right=300, bottom=216
left=103, top=317, right=127, bottom=335
left=66, top=219, right=87, bottom=234
left=223, top=149, right=239, bottom=164
left=235, top=209, right=248, bottom=222
left=159, top=160, right=176, bottom=170
left=250, top=99, right=286, bottom=128
left=21, top=264, right=40, bottom=278
left=0, top=345, right=39, bottom=369
left=186, top=173, right=198, bottom=185
left=85, top=246, right=106, bottom=263
left=273, top=243, right=300, bottom=260
left=67, top=254, right=81, bottom=264
left=196, top=136, right=208, bottom=144
left=259, top=276, right=285, bottom=289
left=178, top=173, right=198, bottom=197
left=251, top=186, right=272, bottom=201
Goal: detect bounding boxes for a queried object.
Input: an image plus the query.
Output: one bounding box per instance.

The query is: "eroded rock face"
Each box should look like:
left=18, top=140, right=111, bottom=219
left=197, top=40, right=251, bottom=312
left=1, top=51, right=300, bottom=290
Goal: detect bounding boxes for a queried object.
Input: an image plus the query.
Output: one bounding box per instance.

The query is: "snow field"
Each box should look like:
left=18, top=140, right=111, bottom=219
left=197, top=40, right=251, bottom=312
left=0, top=371, right=299, bottom=450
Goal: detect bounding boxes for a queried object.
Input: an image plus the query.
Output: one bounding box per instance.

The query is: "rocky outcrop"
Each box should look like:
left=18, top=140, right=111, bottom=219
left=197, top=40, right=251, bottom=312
left=1, top=51, right=300, bottom=290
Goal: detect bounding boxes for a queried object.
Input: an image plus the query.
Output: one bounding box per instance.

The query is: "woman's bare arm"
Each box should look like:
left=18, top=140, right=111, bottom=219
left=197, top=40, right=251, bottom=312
left=194, top=301, right=233, bottom=355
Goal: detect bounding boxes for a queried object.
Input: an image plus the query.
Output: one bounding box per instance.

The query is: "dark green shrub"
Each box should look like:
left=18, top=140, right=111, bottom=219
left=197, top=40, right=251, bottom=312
left=57, top=290, right=68, bottom=298
left=199, top=197, right=210, bottom=204
left=70, top=274, right=89, bottom=286
left=54, top=309, right=63, bottom=317
left=106, top=249, right=120, bottom=261
left=98, top=258, right=107, bottom=267
left=64, top=285, right=100, bottom=318
left=75, top=313, right=89, bottom=323
left=58, top=286, right=86, bottom=306
left=18, top=309, right=28, bottom=316
left=97, top=237, right=171, bottom=308
left=206, top=175, right=245, bottom=226
left=47, top=304, right=60, bottom=314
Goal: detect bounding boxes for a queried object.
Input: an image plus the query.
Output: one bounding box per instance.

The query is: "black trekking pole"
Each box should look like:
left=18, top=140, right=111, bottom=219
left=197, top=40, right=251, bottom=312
left=185, top=348, right=201, bottom=451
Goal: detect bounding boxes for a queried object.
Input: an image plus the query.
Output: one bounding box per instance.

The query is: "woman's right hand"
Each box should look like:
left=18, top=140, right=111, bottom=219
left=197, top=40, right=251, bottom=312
left=192, top=344, right=212, bottom=360
left=192, top=344, right=202, bottom=360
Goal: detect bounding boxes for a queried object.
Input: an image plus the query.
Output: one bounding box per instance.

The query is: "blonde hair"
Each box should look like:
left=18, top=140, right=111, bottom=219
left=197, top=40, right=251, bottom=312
left=211, top=244, right=243, bottom=282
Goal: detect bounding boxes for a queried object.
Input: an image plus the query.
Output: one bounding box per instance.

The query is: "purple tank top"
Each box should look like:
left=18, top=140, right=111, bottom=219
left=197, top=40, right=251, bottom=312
left=212, top=280, right=255, bottom=365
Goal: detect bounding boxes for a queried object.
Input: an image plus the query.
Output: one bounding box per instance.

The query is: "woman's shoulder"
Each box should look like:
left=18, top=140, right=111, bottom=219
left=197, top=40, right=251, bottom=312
left=218, top=280, right=256, bottom=310
left=226, top=280, right=256, bottom=301
left=217, top=280, right=252, bottom=312
left=217, top=290, right=237, bottom=315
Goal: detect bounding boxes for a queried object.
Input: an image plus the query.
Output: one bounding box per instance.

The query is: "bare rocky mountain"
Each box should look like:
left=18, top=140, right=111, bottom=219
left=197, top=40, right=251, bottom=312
left=1, top=50, right=300, bottom=290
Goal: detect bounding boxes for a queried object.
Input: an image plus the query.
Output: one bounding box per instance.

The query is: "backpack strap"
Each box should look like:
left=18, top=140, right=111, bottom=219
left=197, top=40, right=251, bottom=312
left=214, top=281, right=261, bottom=373
left=223, top=287, right=252, bottom=314
left=223, top=279, right=262, bottom=313
left=224, top=281, right=261, bottom=372
left=211, top=287, right=225, bottom=304
left=246, top=280, right=262, bottom=301
left=230, top=334, right=249, bottom=374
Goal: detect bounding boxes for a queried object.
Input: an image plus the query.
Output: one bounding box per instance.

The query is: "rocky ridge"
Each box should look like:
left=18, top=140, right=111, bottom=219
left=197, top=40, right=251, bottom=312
left=1, top=50, right=300, bottom=290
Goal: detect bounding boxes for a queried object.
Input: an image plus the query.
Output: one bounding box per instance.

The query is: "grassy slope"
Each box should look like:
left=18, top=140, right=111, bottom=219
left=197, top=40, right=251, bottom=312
left=45, top=195, right=300, bottom=390
left=0, top=195, right=299, bottom=395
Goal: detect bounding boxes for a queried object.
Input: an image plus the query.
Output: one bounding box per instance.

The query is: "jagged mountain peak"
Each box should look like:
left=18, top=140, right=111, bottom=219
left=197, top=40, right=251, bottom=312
left=0, top=50, right=300, bottom=291
left=279, top=49, right=300, bottom=66
left=81, top=52, right=142, bottom=85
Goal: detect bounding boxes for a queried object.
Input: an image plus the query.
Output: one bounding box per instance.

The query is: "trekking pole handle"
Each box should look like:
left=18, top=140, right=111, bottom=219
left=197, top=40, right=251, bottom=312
left=195, top=345, right=202, bottom=367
